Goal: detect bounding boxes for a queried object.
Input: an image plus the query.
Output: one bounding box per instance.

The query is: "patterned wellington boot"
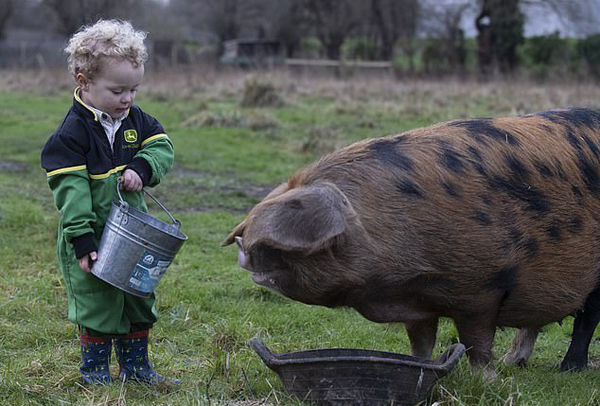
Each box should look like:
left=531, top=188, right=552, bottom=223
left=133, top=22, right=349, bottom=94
left=114, top=330, right=180, bottom=384
left=79, top=334, right=113, bottom=384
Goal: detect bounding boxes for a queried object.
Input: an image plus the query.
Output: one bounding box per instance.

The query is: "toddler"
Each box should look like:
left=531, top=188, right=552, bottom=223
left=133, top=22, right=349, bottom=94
left=41, top=20, right=176, bottom=385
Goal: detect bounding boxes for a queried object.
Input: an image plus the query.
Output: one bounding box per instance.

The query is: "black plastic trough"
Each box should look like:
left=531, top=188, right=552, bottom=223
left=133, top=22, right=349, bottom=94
left=250, top=337, right=466, bottom=406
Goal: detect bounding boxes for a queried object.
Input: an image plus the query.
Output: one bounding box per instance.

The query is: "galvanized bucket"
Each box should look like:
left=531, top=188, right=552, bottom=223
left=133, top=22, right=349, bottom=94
left=92, top=180, right=187, bottom=297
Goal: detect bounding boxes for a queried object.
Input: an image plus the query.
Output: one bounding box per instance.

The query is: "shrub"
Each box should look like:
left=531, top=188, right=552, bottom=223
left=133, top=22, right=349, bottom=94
left=522, top=32, right=566, bottom=65
left=239, top=77, right=285, bottom=108
left=343, top=37, right=379, bottom=60
left=518, top=32, right=571, bottom=80
left=577, top=33, right=600, bottom=78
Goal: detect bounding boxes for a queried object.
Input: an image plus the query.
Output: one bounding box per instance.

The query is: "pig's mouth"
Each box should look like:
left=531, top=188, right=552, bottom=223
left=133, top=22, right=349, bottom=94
left=235, top=236, right=279, bottom=288
left=250, top=272, right=278, bottom=287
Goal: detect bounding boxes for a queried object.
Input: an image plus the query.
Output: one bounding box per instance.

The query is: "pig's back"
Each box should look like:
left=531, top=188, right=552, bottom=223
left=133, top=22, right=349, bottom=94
left=295, top=108, right=600, bottom=326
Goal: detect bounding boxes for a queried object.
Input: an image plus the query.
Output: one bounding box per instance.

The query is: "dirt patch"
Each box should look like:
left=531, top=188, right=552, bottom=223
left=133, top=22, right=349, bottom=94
left=0, top=160, right=29, bottom=173
left=155, top=166, right=275, bottom=213
left=170, top=166, right=274, bottom=199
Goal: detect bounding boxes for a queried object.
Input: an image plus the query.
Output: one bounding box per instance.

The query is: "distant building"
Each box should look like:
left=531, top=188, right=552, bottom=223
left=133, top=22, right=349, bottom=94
left=220, top=39, right=284, bottom=67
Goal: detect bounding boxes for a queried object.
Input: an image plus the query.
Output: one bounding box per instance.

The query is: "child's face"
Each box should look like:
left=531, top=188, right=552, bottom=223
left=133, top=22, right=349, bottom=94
left=77, top=58, right=144, bottom=120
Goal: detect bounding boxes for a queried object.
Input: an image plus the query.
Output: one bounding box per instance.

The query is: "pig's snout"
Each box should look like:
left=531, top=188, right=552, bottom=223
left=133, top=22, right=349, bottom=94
left=235, top=236, right=252, bottom=270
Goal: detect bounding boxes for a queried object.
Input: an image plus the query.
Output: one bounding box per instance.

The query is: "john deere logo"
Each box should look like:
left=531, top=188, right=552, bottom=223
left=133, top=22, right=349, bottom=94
left=124, top=129, right=138, bottom=143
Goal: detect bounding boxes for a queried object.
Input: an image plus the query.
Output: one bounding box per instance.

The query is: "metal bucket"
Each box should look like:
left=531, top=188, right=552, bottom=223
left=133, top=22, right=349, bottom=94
left=92, top=180, right=187, bottom=297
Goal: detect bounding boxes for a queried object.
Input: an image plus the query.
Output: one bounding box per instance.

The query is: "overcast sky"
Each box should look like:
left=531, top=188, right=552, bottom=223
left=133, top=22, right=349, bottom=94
left=452, top=0, right=600, bottom=38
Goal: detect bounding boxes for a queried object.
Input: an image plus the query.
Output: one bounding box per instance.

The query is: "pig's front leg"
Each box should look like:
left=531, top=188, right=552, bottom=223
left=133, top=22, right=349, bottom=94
left=405, top=318, right=439, bottom=359
left=454, top=316, right=497, bottom=379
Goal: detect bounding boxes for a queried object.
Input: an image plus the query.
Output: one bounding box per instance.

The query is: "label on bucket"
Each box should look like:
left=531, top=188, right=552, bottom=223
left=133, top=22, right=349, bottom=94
left=128, top=251, right=171, bottom=293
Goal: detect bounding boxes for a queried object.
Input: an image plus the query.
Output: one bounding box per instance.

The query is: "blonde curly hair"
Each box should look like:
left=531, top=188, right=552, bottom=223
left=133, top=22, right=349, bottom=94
left=65, top=19, right=148, bottom=79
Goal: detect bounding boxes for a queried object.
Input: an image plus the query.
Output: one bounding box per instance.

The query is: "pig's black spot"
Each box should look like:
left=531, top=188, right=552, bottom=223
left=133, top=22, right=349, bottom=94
left=467, top=145, right=487, bottom=176
left=441, top=180, right=461, bottom=197
left=522, top=237, right=539, bottom=259
left=537, top=108, right=600, bottom=130
left=505, top=154, right=529, bottom=181
left=474, top=211, right=492, bottom=226
left=440, top=146, right=466, bottom=174
left=485, top=265, right=519, bottom=292
left=577, top=153, right=600, bottom=198
left=553, top=159, right=567, bottom=181
left=467, top=146, right=483, bottom=161
left=566, top=130, right=582, bottom=151
left=507, top=228, right=538, bottom=259
left=499, top=240, right=511, bottom=255
left=371, top=139, right=414, bottom=171
left=546, top=222, right=562, bottom=241
left=567, top=216, right=583, bottom=233
left=286, top=199, right=303, bottom=210
left=451, top=120, right=486, bottom=144
left=487, top=175, right=549, bottom=215
left=509, top=227, right=523, bottom=243
left=534, top=160, right=553, bottom=178
left=582, top=135, right=600, bottom=160
left=480, top=195, right=493, bottom=206
left=396, top=179, right=424, bottom=198
left=472, top=162, right=487, bottom=176
left=450, top=119, right=520, bottom=146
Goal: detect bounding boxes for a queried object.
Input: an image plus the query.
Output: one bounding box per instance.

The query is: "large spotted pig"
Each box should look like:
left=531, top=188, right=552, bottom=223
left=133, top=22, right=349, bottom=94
left=224, top=108, right=600, bottom=373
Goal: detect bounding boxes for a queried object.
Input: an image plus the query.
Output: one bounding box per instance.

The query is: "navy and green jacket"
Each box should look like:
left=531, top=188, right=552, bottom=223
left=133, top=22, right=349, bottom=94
left=41, top=90, right=174, bottom=259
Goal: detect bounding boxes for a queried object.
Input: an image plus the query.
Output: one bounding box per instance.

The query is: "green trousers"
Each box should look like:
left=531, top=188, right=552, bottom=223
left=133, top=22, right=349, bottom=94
left=58, top=239, right=158, bottom=335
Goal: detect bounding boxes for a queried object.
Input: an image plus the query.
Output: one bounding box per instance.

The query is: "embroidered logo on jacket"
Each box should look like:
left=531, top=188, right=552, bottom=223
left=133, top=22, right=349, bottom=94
left=124, top=129, right=138, bottom=143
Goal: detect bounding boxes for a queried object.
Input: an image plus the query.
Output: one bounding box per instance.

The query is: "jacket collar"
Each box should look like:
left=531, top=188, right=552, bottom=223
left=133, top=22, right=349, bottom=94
left=72, top=87, right=131, bottom=122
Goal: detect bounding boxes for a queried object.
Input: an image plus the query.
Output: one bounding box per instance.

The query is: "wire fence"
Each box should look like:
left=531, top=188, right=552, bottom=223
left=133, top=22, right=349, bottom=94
left=0, top=39, right=218, bottom=70
left=0, top=40, right=66, bottom=69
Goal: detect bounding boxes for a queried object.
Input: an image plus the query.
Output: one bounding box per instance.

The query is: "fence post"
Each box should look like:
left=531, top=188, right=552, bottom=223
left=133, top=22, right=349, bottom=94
left=20, top=41, right=26, bottom=69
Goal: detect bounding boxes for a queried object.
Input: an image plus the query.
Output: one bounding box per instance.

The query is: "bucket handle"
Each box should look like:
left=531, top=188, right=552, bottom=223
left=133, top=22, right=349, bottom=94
left=117, top=177, right=182, bottom=228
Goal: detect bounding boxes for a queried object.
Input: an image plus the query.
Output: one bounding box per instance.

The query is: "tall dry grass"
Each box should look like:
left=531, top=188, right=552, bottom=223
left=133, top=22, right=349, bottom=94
left=2, top=67, right=600, bottom=119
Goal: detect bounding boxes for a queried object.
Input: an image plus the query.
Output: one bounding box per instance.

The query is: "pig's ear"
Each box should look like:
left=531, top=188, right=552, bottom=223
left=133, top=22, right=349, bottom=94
left=246, top=183, right=352, bottom=253
left=221, top=182, right=289, bottom=247
left=222, top=220, right=247, bottom=246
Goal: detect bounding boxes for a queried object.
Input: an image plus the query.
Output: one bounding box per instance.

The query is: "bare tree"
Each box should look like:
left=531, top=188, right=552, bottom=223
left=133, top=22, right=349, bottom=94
left=302, top=0, right=364, bottom=60
left=475, top=0, right=524, bottom=74
left=420, top=2, right=469, bottom=74
left=41, top=0, right=148, bottom=36
left=171, top=0, right=267, bottom=51
left=202, top=0, right=243, bottom=42
left=269, top=0, right=309, bottom=58
left=0, top=0, right=13, bottom=40
left=370, top=0, right=419, bottom=61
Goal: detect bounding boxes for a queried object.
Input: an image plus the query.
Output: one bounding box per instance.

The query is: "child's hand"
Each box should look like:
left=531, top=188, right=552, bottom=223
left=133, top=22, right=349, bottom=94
left=79, top=251, right=97, bottom=273
left=121, top=169, right=143, bottom=192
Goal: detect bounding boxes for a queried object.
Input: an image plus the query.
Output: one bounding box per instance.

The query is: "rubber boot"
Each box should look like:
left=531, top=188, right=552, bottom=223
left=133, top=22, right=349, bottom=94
left=80, top=334, right=113, bottom=385
left=114, top=330, right=180, bottom=384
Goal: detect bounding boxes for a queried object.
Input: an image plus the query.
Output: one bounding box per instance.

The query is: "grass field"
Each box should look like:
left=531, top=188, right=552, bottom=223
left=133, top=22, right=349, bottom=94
left=0, top=69, right=599, bottom=405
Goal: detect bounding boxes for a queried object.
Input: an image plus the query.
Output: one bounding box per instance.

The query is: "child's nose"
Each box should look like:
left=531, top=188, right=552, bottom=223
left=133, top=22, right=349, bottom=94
left=121, top=92, right=134, bottom=104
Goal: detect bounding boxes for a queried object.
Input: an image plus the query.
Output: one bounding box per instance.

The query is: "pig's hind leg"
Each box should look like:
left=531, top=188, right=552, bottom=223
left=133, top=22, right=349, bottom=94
left=405, top=318, right=439, bottom=359
left=560, top=286, right=600, bottom=371
left=502, top=327, right=540, bottom=366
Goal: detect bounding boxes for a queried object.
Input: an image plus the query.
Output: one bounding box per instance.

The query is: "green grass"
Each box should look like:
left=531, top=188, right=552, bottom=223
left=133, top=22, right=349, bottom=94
left=0, top=71, right=599, bottom=405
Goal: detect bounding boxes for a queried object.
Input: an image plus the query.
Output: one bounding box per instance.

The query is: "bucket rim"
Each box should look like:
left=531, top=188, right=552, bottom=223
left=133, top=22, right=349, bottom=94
left=111, top=201, right=188, bottom=241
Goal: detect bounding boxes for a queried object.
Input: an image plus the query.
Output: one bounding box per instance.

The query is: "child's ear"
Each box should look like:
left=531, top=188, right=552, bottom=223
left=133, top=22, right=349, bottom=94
left=76, top=73, right=90, bottom=91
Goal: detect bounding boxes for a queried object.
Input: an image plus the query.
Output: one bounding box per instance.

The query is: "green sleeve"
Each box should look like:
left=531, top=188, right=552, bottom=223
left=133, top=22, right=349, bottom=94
left=135, top=136, right=174, bottom=187
left=47, top=169, right=96, bottom=251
